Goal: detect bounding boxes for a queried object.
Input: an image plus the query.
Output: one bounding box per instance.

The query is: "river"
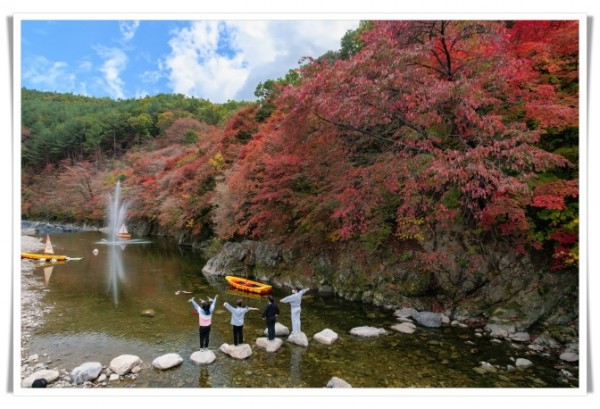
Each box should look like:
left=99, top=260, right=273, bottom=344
left=21, top=231, right=578, bottom=389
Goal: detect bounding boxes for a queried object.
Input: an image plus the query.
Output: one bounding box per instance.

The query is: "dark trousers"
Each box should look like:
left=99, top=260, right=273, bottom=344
left=233, top=325, right=244, bottom=345
left=266, top=318, right=276, bottom=340
left=199, top=325, right=211, bottom=349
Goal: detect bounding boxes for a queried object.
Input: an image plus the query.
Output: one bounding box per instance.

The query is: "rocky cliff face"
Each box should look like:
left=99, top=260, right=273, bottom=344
left=202, top=235, right=578, bottom=340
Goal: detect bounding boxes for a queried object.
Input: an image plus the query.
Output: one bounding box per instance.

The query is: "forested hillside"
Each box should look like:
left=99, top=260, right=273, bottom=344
left=22, top=19, right=579, bottom=283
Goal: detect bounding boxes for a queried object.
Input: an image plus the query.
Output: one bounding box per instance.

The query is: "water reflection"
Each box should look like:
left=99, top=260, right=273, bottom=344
left=198, top=366, right=211, bottom=388
left=289, top=345, right=302, bottom=386
left=34, top=261, right=66, bottom=286
left=106, top=242, right=127, bottom=305
left=96, top=182, right=152, bottom=305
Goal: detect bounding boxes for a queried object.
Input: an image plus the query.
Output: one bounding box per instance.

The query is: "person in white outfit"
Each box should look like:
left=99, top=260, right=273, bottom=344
left=223, top=299, right=259, bottom=345
left=280, top=286, right=309, bottom=334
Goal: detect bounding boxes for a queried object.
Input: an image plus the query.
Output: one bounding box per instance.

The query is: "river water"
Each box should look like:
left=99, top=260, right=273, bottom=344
left=23, top=231, right=578, bottom=389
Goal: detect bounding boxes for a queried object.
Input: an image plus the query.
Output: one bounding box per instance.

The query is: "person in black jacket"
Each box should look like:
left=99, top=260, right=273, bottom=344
left=262, top=295, right=279, bottom=341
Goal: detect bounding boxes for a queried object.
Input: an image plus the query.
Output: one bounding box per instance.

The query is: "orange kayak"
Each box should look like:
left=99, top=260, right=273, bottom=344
left=225, top=275, right=272, bottom=295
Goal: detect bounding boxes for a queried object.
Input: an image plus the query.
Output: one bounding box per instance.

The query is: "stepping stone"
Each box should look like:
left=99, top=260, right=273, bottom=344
left=255, top=337, right=283, bottom=352
left=190, top=350, right=217, bottom=365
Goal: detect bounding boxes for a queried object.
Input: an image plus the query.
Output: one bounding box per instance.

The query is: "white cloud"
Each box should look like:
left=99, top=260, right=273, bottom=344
left=119, top=20, right=140, bottom=43
left=164, top=20, right=359, bottom=103
left=95, top=46, right=127, bottom=99
left=140, top=70, right=162, bottom=84
left=22, top=55, right=77, bottom=92
left=164, top=21, right=249, bottom=102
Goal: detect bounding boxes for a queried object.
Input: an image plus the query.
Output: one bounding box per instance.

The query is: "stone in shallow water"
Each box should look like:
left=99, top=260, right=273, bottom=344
left=509, top=332, right=530, bottom=342
left=152, top=353, right=183, bottom=370
left=349, top=326, right=388, bottom=337
left=515, top=358, right=533, bottom=369
left=21, top=369, right=60, bottom=388
left=391, top=322, right=416, bottom=334
left=190, top=350, right=216, bottom=365
left=287, top=332, right=309, bottom=347
left=326, top=377, right=352, bottom=388
left=255, top=337, right=283, bottom=352
left=263, top=322, right=290, bottom=336
left=220, top=343, right=253, bottom=359
left=110, top=354, right=143, bottom=375
left=394, top=307, right=417, bottom=318
left=141, top=309, right=156, bottom=317
left=559, top=352, right=578, bottom=362
left=71, top=361, right=102, bottom=384
left=412, top=311, right=443, bottom=328
left=313, top=328, right=338, bottom=345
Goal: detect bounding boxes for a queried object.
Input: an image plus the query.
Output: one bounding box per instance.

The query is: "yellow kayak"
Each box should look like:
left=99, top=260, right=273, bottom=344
left=21, top=252, right=68, bottom=261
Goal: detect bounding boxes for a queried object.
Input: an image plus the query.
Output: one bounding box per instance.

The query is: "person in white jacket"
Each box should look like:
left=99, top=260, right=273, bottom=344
left=280, top=286, right=309, bottom=334
left=223, top=300, right=259, bottom=345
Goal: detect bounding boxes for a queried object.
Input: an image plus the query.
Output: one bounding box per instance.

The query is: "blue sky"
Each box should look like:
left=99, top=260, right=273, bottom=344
left=20, top=19, right=359, bottom=103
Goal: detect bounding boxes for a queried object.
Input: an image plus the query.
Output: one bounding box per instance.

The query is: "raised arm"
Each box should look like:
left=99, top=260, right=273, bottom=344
left=190, top=298, right=201, bottom=311
left=209, top=295, right=218, bottom=313
left=223, top=302, right=234, bottom=313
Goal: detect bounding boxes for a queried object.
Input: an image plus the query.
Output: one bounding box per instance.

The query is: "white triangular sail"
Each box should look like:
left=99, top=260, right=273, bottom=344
left=44, top=234, right=54, bottom=254
left=118, top=224, right=128, bottom=235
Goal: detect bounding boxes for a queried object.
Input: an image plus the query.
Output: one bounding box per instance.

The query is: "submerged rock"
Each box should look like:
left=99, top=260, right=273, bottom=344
left=152, top=353, right=183, bottom=370
left=141, top=309, right=156, bottom=317
left=349, top=326, right=388, bottom=337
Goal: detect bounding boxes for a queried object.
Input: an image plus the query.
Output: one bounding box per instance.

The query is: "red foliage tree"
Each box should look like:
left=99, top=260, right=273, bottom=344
left=219, top=20, right=578, bottom=271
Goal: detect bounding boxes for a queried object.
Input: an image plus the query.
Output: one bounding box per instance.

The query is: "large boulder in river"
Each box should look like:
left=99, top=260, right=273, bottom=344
left=349, top=326, right=388, bottom=337
left=313, top=328, right=338, bottom=345
left=71, top=361, right=102, bottom=384
left=152, top=353, right=183, bottom=370
left=110, top=354, right=143, bottom=375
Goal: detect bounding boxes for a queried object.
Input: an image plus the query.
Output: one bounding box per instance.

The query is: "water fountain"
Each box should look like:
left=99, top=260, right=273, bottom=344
left=107, top=180, right=129, bottom=244
left=104, top=181, right=128, bottom=305
left=98, top=182, right=151, bottom=305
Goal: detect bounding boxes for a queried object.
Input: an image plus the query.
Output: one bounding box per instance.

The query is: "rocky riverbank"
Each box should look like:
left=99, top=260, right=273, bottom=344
left=203, top=239, right=580, bottom=374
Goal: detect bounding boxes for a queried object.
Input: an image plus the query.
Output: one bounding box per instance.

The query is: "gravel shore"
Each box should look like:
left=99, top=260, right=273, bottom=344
left=20, top=236, right=53, bottom=385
